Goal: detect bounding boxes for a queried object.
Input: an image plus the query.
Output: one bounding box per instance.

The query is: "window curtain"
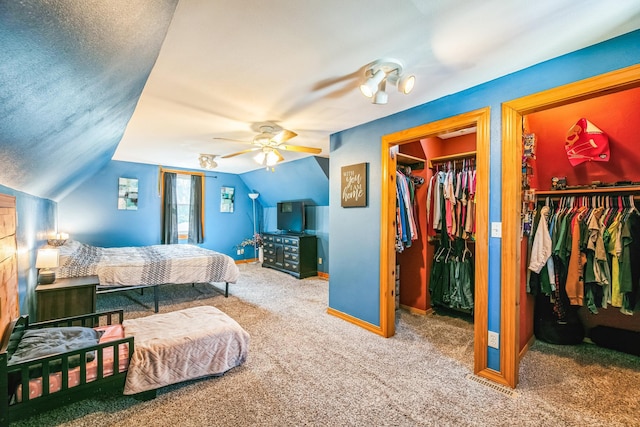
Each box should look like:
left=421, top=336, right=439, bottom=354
left=161, top=172, right=178, bottom=244
left=188, top=174, right=204, bottom=244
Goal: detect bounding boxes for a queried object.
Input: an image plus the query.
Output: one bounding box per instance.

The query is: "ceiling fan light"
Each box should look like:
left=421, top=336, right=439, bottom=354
left=398, top=74, right=415, bottom=94
left=253, top=151, right=266, bottom=165
left=265, top=150, right=279, bottom=166
left=359, top=68, right=385, bottom=98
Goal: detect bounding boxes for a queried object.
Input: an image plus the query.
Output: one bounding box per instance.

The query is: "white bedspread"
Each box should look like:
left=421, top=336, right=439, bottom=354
left=122, top=306, right=250, bottom=395
left=55, top=241, right=239, bottom=287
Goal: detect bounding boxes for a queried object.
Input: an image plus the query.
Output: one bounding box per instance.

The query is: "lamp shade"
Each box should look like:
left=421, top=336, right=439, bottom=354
left=36, top=248, right=59, bottom=284
left=248, top=192, right=259, bottom=200
left=36, top=248, right=59, bottom=269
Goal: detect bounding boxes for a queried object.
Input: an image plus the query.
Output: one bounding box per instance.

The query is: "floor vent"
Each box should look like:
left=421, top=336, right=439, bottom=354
left=465, top=374, right=519, bottom=398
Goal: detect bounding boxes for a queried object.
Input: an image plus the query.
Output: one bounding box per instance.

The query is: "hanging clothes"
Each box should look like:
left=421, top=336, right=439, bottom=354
left=426, top=157, right=476, bottom=313
left=527, top=194, right=640, bottom=316
left=426, top=158, right=477, bottom=240
left=395, top=167, right=421, bottom=252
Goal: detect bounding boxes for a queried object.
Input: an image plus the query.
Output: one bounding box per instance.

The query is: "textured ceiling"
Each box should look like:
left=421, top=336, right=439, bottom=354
left=2, top=0, right=640, bottom=200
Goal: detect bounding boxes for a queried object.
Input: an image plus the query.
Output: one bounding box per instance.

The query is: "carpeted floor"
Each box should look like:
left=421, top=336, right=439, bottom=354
left=11, top=263, right=640, bottom=426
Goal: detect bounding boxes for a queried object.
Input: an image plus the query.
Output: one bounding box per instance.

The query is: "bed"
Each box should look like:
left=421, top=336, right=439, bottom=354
left=0, top=307, right=249, bottom=425
left=0, top=311, right=134, bottom=426
left=53, top=240, right=240, bottom=312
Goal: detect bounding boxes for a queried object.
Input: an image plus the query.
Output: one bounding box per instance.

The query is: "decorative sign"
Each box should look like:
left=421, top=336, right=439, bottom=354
left=220, top=186, right=235, bottom=212
left=118, top=177, right=138, bottom=210
left=341, top=163, right=368, bottom=207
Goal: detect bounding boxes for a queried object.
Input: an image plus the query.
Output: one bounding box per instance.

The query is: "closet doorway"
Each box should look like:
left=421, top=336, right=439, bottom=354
left=379, top=108, right=492, bottom=380
left=502, top=64, right=640, bottom=387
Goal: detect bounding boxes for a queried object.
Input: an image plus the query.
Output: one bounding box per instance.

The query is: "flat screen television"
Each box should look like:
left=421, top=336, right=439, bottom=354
left=277, top=201, right=305, bottom=233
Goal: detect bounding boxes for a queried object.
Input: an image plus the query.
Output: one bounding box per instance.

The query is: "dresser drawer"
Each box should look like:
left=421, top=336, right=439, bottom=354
left=283, top=261, right=299, bottom=272
left=283, top=238, right=298, bottom=246
left=274, top=236, right=283, bottom=244
left=285, top=245, right=299, bottom=254
left=264, top=235, right=274, bottom=242
left=284, top=252, right=299, bottom=262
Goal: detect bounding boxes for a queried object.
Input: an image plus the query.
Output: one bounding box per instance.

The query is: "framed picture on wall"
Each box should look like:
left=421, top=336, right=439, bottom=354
left=341, top=162, right=368, bottom=207
left=220, top=186, right=235, bottom=212
left=118, top=177, right=138, bottom=210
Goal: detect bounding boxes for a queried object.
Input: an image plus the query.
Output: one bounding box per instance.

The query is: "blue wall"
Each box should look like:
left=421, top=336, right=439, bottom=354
left=328, top=30, right=640, bottom=370
left=242, top=155, right=330, bottom=272
left=241, top=156, right=329, bottom=208
left=56, top=156, right=331, bottom=265
left=0, top=184, right=56, bottom=317
left=263, top=205, right=329, bottom=274
left=57, top=160, right=257, bottom=260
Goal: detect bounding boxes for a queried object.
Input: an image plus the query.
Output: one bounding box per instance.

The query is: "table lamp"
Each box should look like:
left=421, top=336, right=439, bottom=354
left=36, top=248, right=59, bottom=284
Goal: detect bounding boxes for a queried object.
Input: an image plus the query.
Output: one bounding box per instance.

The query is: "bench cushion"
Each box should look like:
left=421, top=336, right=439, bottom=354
left=122, top=306, right=249, bottom=394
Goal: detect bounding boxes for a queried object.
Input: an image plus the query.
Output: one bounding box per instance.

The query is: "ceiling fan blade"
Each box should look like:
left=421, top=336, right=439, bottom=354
left=273, top=149, right=285, bottom=163
left=278, top=144, right=322, bottom=154
left=221, top=147, right=260, bottom=158
left=212, top=137, right=253, bottom=145
left=270, top=129, right=298, bottom=144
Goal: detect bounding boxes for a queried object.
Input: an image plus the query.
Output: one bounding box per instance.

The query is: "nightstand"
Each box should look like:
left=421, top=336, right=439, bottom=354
left=35, top=275, right=98, bottom=322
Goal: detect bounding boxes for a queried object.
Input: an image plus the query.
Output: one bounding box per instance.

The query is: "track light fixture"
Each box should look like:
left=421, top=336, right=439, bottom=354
left=198, top=154, right=218, bottom=169
left=359, top=59, right=415, bottom=104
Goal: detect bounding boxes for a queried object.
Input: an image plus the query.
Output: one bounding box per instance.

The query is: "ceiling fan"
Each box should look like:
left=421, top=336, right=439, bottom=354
left=214, top=122, right=322, bottom=167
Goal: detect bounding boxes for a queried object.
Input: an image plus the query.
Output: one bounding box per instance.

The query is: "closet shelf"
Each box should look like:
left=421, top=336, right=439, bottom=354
left=397, top=152, right=426, bottom=169
left=428, top=151, right=476, bottom=169
left=535, top=185, right=640, bottom=196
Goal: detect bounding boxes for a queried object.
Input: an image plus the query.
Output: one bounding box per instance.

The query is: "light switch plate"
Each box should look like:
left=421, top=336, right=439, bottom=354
left=491, top=222, right=502, bottom=238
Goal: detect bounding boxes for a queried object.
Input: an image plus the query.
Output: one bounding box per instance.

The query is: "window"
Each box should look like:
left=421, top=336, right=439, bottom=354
left=176, top=174, right=192, bottom=239
left=160, top=168, right=204, bottom=244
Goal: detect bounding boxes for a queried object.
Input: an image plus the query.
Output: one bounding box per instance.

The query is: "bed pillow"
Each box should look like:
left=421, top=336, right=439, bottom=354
left=8, top=327, right=101, bottom=374
left=56, top=239, right=84, bottom=257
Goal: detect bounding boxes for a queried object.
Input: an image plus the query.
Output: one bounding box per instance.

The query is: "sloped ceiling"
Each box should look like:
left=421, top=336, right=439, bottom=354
left=0, top=0, right=178, bottom=200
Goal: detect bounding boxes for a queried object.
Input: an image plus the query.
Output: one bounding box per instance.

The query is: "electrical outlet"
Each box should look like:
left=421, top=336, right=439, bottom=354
left=236, top=249, right=241, bottom=255
left=488, top=331, right=499, bottom=349
left=318, top=257, right=322, bottom=265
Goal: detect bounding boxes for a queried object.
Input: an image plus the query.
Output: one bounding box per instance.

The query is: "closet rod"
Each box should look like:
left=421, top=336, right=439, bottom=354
left=535, top=185, right=640, bottom=196
left=428, top=150, right=476, bottom=169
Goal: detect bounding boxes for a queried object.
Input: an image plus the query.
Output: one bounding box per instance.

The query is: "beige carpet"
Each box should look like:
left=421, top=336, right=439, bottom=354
left=12, top=263, right=640, bottom=426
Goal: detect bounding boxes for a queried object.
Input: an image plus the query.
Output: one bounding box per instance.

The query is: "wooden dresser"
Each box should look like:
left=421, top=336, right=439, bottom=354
left=262, top=233, right=317, bottom=279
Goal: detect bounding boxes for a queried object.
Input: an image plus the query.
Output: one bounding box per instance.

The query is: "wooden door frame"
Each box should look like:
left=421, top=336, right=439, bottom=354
left=380, top=107, right=492, bottom=379
left=501, top=63, right=640, bottom=388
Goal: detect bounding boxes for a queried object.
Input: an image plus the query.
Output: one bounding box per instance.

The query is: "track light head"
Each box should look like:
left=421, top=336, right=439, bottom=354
left=359, top=69, right=385, bottom=98
left=372, top=81, right=388, bottom=104
left=397, top=74, right=415, bottom=94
